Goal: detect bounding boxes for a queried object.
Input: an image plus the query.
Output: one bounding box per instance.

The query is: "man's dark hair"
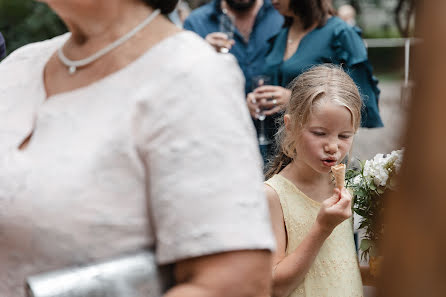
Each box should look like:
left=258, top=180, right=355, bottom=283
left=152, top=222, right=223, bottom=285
left=143, top=0, right=179, bottom=14
left=285, top=0, right=335, bottom=28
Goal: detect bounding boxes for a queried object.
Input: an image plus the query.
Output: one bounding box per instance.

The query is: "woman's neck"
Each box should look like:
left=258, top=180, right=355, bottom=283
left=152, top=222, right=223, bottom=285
left=288, top=16, right=318, bottom=39
left=48, top=0, right=155, bottom=57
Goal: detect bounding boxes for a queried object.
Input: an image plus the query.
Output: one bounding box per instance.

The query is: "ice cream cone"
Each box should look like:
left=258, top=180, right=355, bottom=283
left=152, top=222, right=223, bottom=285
left=331, top=164, right=346, bottom=189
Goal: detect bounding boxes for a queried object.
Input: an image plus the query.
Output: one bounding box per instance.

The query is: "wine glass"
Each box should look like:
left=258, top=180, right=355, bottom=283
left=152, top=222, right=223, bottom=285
left=251, top=75, right=272, bottom=160
left=218, top=12, right=235, bottom=54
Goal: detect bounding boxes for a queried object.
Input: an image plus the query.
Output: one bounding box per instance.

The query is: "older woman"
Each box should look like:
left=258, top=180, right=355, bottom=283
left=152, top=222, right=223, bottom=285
left=0, top=0, right=275, bottom=296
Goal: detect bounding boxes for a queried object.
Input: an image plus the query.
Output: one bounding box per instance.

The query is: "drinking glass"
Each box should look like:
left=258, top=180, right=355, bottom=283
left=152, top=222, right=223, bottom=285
left=251, top=75, right=272, bottom=159
left=218, top=12, right=235, bottom=54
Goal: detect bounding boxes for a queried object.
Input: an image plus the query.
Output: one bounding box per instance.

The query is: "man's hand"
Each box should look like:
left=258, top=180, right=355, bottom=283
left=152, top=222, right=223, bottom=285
left=205, top=32, right=235, bottom=53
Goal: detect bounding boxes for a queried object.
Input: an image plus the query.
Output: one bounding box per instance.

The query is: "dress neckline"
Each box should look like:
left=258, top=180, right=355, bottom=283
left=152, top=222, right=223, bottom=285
left=39, top=31, right=189, bottom=102
left=282, top=16, right=335, bottom=63
left=274, top=174, right=321, bottom=207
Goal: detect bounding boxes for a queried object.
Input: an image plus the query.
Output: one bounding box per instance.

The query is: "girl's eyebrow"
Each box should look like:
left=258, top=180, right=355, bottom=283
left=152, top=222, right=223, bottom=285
left=308, top=126, right=328, bottom=130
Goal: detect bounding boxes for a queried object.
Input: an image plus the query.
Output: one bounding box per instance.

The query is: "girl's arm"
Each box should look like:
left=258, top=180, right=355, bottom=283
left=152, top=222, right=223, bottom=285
left=266, top=185, right=352, bottom=297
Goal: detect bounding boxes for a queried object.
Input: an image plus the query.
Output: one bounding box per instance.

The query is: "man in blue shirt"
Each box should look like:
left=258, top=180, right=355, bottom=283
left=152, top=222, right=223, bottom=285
left=0, top=32, right=5, bottom=60
left=184, top=0, right=283, bottom=94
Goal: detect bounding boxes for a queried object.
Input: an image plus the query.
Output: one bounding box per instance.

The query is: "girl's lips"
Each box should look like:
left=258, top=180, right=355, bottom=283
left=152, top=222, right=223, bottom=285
left=322, top=159, right=337, bottom=167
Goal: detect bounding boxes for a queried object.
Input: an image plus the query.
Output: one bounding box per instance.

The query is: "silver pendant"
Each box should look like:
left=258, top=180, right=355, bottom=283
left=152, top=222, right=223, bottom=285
left=68, top=65, right=76, bottom=75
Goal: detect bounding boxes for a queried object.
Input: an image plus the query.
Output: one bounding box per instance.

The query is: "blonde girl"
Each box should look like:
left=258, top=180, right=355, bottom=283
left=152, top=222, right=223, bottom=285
left=265, top=64, right=369, bottom=297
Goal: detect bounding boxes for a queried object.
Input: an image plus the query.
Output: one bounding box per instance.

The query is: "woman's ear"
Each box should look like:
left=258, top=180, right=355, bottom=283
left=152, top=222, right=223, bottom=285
left=284, top=114, right=291, bottom=132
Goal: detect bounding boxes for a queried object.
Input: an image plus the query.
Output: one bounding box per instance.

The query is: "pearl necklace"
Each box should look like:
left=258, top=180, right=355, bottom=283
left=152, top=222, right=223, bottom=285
left=58, top=9, right=161, bottom=75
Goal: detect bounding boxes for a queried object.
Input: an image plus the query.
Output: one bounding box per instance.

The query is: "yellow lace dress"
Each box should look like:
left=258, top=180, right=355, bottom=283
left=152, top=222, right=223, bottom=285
left=265, top=174, right=363, bottom=297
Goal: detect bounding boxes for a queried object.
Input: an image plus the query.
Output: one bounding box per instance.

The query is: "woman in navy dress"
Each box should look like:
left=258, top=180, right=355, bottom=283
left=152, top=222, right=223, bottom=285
left=247, top=0, right=383, bottom=163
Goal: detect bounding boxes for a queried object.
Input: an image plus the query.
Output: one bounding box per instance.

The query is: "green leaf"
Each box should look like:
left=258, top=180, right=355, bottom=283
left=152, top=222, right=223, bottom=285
left=360, top=239, right=374, bottom=252
left=369, top=245, right=379, bottom=257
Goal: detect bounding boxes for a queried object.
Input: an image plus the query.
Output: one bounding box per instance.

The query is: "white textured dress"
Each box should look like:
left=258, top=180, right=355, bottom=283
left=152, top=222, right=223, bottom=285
left=0, top=31, right=275, bottom=296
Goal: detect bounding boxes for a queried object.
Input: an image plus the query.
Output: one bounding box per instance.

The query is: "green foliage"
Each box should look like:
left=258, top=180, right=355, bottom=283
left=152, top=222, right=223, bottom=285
left=346, top=165, right=386, bottom=261
left=0, top=0, right=67, bottom=57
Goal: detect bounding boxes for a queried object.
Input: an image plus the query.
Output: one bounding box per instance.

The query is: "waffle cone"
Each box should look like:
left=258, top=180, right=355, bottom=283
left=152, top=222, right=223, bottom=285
left=331, top=164, right=346, bottom=189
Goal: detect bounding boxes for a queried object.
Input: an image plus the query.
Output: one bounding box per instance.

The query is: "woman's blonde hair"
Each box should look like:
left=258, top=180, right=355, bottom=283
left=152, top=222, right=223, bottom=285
left=265, top=64, right=362, bottom=179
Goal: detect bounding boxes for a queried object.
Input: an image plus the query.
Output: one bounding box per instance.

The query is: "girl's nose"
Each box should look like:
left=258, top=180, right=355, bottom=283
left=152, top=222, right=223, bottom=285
left=324, top=142, right=338, bottom=154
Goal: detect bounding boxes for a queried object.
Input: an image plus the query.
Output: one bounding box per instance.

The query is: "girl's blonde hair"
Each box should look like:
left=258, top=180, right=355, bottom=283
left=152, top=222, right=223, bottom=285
left=265, top=64, right=362, bottom=179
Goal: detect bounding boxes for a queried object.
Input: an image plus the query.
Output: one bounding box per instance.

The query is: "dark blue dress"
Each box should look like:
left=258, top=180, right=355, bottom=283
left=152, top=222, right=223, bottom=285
left=260, top=17, right=383, bottom=158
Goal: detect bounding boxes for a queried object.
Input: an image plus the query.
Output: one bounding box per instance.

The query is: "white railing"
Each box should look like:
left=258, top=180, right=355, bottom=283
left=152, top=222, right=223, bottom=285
left=364, top=38, right=421, bottom=86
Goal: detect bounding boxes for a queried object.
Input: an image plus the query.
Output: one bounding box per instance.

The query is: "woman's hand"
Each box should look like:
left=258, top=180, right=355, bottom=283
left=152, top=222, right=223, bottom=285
left=246, top=92, right=261, bottom=119
left=252, top=85, right=291, bottom=116
left=316, top=188, right=353, bottom=235
left=205, top=32, right=235, bottom=53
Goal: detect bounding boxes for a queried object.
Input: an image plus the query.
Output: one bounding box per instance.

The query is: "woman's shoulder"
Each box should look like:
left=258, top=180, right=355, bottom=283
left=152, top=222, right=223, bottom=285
left=325, top=17, right=368, bottom=66
left=154, top=30, right=245, bottom=87
left=0, top=33, right=69, bottom=98
left=0, top=33, right=69, bottom=67
left=324, top=16, right=353, bottom=34
left=168, top=31, right=242, bottom=70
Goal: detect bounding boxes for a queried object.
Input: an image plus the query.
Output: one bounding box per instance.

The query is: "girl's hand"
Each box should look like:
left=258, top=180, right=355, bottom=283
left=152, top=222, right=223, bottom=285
left=252, top=85, right=291, bottom=116
left=205, top=32, right=235, bottom=52
left=246, top=92, right=261, bottom=119
left=316, top=188, right=352, bottom=235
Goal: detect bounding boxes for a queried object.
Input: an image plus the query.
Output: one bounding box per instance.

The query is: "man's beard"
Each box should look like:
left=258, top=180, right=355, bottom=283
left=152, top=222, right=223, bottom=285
left=225, top=0, right=257, bottom=12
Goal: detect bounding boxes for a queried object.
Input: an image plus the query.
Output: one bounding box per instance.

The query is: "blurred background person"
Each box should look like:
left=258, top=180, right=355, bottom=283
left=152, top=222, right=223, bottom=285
left=247, top=0, right=383, bottom=164
left=183, top=0, right=284, bottom=94
left=168, top=0, right=191, bottom=27
left=0, top=32, right=5, bottom=59
left=337, top=4, right=357, bottom=27
left=0, top=0, right=275, bottom=296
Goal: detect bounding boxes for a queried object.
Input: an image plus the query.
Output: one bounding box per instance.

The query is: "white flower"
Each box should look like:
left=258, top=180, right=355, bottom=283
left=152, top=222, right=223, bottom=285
left=352, top=175, right=362, bottom=186
left=362, top=149, right=404, bottom=188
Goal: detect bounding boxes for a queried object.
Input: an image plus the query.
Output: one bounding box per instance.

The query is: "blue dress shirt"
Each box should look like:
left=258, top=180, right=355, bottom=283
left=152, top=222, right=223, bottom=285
left=184, top=0, right=284, bottom=94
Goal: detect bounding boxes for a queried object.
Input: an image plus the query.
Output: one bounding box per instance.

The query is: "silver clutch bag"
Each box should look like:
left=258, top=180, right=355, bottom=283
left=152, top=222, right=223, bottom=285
left=25, top=250, right=174, bottom=297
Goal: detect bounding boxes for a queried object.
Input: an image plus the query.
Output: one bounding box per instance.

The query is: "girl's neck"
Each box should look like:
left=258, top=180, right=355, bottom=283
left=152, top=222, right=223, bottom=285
left=281, top=159, right=332, bottom=190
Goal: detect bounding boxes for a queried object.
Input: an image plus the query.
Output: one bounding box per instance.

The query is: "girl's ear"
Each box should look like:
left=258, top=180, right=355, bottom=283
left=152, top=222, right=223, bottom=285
left=284, top=114, right=291, bottom=132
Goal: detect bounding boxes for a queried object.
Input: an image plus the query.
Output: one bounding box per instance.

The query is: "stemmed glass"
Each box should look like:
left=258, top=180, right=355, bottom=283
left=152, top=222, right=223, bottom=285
left=218, top=11, right=235, bottom=53
left=252, top=75, right=272, bottom=157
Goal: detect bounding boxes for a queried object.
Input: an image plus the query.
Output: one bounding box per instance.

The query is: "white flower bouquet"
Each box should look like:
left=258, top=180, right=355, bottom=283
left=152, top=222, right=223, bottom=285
left=346, top=149, right=404, bottom=261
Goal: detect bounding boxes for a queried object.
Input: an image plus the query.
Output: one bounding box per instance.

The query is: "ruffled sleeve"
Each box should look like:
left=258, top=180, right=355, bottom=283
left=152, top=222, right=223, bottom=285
left=332, top=22, right=384, bottom=128
left=333, top=23, right=368, bottom=67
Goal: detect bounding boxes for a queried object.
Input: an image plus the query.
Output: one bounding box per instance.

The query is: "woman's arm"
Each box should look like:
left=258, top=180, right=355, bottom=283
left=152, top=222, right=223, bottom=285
left=266, top=185, right=352, bottom=297
left=164, top=250, right=272, bottom=297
